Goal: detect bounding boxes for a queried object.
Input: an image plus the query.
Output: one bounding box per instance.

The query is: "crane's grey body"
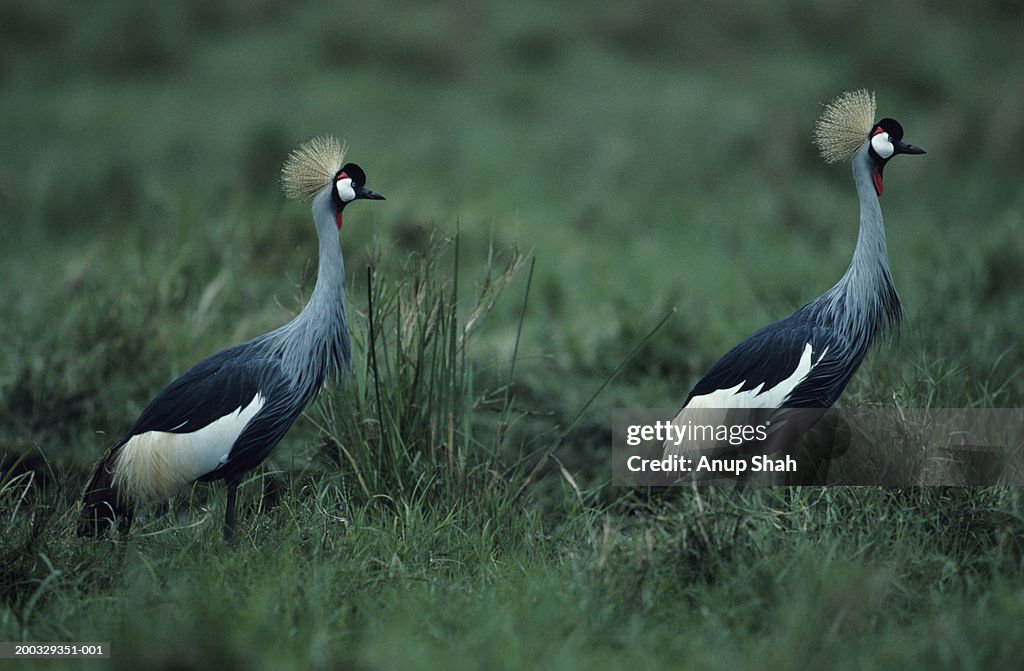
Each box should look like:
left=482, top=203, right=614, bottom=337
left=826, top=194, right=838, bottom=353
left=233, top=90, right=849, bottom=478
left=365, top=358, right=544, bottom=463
left=122, top=187, right=350, bottom=485
left=79, top=143, right=382, bottom=541
left=683, top=143, right=901, bottom=411
left=662, top=98, right=923, bottom=470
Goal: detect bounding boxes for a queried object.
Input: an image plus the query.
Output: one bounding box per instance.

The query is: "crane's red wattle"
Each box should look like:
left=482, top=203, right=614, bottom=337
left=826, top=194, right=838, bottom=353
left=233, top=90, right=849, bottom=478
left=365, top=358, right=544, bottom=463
left=872, top=169, right=884, bottom=197
left=335, top=212, right=343, bottom=230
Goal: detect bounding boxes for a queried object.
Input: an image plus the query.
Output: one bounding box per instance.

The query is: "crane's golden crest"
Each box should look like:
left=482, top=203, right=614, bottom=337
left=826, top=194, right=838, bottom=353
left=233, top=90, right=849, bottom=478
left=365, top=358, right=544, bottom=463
left=813, top=90, right=877, bottom=164
left=281, top=135, right=348, bottom=200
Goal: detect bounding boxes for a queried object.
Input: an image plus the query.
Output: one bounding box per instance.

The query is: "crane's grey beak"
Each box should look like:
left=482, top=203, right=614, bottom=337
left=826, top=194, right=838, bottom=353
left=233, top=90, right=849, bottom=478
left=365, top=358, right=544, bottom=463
left=894, top=140, right=925, bottom=155
left=356, top=185, right=385, bottom=200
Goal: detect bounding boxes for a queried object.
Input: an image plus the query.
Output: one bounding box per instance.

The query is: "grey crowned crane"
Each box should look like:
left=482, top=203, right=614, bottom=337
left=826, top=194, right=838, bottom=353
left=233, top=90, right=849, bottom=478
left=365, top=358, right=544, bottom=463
left=661, top=90, right=924, bottom=474
left=78, top=136, right=384, bottom=542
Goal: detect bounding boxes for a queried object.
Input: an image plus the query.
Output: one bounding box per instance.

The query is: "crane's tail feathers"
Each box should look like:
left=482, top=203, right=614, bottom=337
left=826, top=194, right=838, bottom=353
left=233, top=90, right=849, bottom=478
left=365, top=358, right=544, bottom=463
left=77, top=447, right=133, bottom=537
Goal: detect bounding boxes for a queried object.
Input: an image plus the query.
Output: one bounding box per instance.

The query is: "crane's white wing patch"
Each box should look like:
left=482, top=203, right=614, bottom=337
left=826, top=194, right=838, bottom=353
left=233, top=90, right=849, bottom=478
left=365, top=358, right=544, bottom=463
left=113, top=394, right=266, bottom=502
left=663, top=343, right=823, bottom=459
left=685, top=343, right=818, bottom=410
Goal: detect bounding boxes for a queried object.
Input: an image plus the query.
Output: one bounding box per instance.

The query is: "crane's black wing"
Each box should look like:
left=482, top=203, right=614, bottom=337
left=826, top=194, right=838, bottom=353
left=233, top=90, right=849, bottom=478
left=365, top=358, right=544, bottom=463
left=657, top=313, right=867, bottom=484
left=119, top=331, right=332, bottom=483
left=685, top=313, right=857, bottom=409
left=124, top=340, right=279, bottom=438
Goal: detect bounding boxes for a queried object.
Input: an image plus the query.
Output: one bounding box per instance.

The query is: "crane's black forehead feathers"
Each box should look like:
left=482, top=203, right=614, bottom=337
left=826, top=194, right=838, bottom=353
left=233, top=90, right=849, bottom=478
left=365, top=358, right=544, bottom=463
left=874, top=118, right=905, bottom=141
left=338, top=163, right=367, bottom=185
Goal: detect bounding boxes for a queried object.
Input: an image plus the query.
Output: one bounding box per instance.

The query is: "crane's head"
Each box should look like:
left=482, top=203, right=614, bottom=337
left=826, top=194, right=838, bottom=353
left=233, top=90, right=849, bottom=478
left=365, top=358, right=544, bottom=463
left=332, top=163, right=385, bottom=215
left=866, top=118, right=925, bottom=196
left=281, top=136, right=385, bottom=229
left=813, top=90, right=925, bottom=196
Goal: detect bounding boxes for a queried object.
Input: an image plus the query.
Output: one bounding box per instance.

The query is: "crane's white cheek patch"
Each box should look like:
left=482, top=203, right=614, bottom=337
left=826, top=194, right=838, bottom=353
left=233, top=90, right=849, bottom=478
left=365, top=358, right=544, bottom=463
left=335, top=178, right=356, bottom=203
left=871, top=132, right=894, bottom=159
left=113, top=394, right=265, bottom=502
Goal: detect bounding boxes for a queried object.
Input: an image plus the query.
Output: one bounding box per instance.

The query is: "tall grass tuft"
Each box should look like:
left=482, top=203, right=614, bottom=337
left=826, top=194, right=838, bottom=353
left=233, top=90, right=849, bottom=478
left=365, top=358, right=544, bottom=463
left=312, top=234, right=530, bottom=512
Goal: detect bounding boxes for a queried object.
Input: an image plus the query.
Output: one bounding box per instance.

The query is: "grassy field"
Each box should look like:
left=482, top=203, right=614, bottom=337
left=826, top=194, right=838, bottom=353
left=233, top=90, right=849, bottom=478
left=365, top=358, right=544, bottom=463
left=2, top=1, right=1024, bottom=668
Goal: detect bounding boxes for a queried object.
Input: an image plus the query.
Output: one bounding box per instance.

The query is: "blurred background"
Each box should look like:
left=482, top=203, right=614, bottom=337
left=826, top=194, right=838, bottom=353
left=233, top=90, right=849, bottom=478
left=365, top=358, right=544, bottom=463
left=1, top=0, right=1022, bottom=466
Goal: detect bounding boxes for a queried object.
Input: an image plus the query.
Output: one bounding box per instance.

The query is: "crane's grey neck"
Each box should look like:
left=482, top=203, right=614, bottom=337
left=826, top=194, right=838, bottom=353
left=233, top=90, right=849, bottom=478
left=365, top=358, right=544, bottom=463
left=273, top=187, right=351, bottom=392
left=815, top=142, right=902, bottom=354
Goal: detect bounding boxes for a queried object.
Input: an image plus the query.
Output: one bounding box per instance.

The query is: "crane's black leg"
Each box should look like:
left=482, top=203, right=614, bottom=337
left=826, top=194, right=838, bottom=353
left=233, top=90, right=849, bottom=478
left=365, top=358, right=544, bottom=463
left=224, top=479, right=239, bottom=547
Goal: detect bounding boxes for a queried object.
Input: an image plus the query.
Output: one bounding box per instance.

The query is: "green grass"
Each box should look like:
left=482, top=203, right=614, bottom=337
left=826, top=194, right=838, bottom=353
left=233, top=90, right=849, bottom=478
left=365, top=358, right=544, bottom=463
left=2, top=0, right=1024, bottom=668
